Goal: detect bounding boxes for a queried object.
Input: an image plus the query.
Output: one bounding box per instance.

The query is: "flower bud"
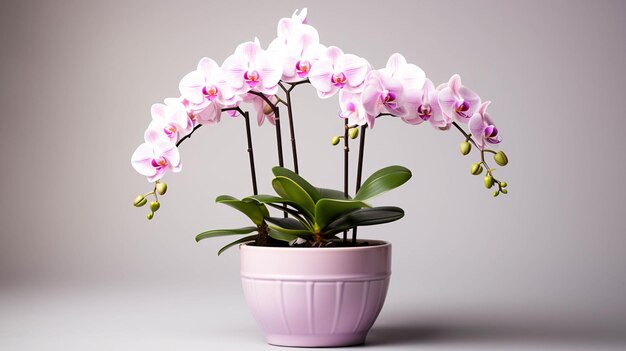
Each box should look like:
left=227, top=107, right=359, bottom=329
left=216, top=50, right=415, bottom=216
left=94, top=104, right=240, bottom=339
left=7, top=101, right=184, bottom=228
left=147, top=212, right=154, bottom=220
left=262, top=102, right=274, bottom=115
left=500, top=182, right=507, bottom=188
left=149, top=201, right=160, bottom=212
left=501, top=189, right=508, bottom=194
left=331, top=136, right=341, bottom=145
left=493, top=191, right=499, bottom=197
left=484, top=175, right=494, bottom=188
left=134, top=195, right=147, bottom=207
left=348, top=128, right=359, bottom=139
left=470, top=163, right=483, bottom=175
left=494, top=151, right=508, bottom=166
left=460, top=141, right=471, bottom=155
left=156, top=182, right=167, bottom=195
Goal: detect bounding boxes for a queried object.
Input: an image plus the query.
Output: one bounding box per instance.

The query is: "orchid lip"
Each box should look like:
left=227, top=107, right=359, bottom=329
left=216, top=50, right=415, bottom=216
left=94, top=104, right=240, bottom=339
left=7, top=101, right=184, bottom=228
left=203, top=85, right=219, bottom=101
left=164, top=124, right=178, bottom=138
left=296, top=60, right=311, bottom=78
left=244, top=70, right=260, bottom=88
left=331, top=72, right=347, bottom=88
left=151, top=157, right=169, bottom=169
left=485, top=125, right=498, bottom=138
left=417, top=104, right=432, bottom=121
left=454, top=100, right=470, bottom=113
left=381, top=90, right=397, bottom=106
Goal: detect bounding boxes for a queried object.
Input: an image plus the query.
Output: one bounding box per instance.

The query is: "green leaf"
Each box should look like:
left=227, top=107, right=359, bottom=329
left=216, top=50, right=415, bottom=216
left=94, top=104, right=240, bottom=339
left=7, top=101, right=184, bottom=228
left=268, top=228, right=301, bottom=243
left=266, top=217, right=314, bottom=236
left=216, top=195, right=268, bottom=225
left=272, top=176, right=316, bottom=219
left=354, top=166, right=412, bottom=201
left=272, top=167, right=321, bottom=202
left=265, top=203, right=313, bottom=229
left=196, top=226, right=258, bottom=242
left=217, top=234, right=257, bottom=256
left=324, top=206, right=405, bottom=236
left=314, top=198, right=370, bottom=231
left=317, top=187, right=351, bottom=200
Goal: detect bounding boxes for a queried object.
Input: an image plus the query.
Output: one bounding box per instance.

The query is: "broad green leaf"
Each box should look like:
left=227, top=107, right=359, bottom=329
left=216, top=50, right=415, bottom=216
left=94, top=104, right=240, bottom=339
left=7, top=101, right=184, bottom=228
left=314, top=198, right=370, bottom=231
left=246, top=194, right=314, bottom=225
left=266, top=217, right=314, bottom=236
left=265, top=203, right=313, bottom=229
left=196, top=226, right=258, bottom=242
left=268, top=228, right=301, bottom=243
left=272, top=167, right=321, bottom=202
left=216, top=195, right=268, bottom=225
left=217, top=234, right=257, bottom=256
left=354, top=166, right=412, bottom=201
left=317, top=187, right=351, bottom=200
left=324, top=206, right=405, bottom=236
left=272, top=176, right=315, bottom=218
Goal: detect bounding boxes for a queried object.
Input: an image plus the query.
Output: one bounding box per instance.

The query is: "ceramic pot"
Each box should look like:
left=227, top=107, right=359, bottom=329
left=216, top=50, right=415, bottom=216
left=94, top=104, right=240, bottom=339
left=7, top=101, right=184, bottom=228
left=240, top=240, right=391, bottom=347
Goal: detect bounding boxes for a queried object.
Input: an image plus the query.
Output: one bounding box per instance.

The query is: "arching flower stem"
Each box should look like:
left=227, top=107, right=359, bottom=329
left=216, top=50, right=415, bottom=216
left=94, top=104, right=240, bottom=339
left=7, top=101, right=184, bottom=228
left=452, top=121, right=505, bottom=192
left=247, top=91, right=284, bottom=168
left=351, top=124, right=368, bottom=244
left=343, top=118, right=350, bottom=244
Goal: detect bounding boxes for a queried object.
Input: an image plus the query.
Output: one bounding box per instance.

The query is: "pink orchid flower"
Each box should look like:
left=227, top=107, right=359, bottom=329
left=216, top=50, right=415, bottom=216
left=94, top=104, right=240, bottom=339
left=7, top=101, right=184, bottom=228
left=276, top=8, right=308, bottom=41
left=308, top=46, right=370, bottom=99
left=402, top=78, right=449, bottom=128
left=339, top=91, right=375, bottom=128
left=131, top=140, right=181, bottom=182
left=240, top=93, right=277, bottom=126
left=144, top=99, right=191, bottom=144
left=469, top=101, right=501, bottom=149
left=268, top=23, right=326, bottom=82
left=379, top=53, right=426, bottom=92
left=361, top=70, right=406, bottom=117
left=179, top=57, right=238, bottom=109
left=438, top=74, right=481, bottom=124
left=222, top=39, right=283, bottom=96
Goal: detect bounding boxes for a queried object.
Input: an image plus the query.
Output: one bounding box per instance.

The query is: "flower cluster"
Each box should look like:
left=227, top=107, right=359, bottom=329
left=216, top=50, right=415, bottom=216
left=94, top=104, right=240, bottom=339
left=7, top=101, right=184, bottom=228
left=131, top=8, right=505, bottom=187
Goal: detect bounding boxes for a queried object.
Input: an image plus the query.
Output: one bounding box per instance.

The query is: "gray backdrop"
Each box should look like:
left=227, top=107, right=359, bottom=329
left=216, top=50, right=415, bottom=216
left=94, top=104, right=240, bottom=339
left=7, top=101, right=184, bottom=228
left=1, top=0, right=625, bottom=350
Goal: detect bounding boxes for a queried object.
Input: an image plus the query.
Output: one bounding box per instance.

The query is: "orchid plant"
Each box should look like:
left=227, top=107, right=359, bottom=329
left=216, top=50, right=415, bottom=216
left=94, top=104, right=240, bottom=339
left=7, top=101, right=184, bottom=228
left=131, top=9, right=509, bottom=253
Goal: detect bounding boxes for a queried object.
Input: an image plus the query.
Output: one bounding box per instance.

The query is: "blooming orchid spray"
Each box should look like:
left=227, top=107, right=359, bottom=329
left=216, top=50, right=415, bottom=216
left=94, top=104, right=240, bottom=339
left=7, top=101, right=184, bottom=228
left=131, top=9, right=509, bottom=252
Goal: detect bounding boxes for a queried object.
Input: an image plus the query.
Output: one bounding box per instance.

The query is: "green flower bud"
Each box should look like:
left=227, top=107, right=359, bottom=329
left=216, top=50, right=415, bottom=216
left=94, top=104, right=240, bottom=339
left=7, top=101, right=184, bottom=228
left=484, top=175, right=494, bottom=189
left=147, top=212, right=154, bottom=220
left=133, top=195, right=147, bottom=207
left=493, top=191, right=499, bottom=197
left=348, top=128, right=359, bottom=139
left=501, top=189, right=508, bottom=194
left=460, top=141, right=471, bottom=155
left=331, top=136, right=341, bottom=145
left=494, top=151, right=509, bottom=166
left=470, top=163, right=483, bottom=175
left=156, top=182, right=167, bottom=195
left=500, top=182, right=507, bottom=188
left=149, top=201, right=160, bottom=212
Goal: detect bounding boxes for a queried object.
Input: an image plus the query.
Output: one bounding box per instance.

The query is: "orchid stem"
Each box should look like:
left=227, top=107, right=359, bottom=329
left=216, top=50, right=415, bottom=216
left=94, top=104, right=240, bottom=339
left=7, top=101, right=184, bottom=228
left=351, top=125, right=368, bottom=245
left=453, top=121, right=505, bottom=190
left=343, top=118, right=349, bottom=244
left=248, top=91, right=284, bottom=168
left=242, top=111, right=258, bottom=195
left=279, top=81, right=300, bottom=174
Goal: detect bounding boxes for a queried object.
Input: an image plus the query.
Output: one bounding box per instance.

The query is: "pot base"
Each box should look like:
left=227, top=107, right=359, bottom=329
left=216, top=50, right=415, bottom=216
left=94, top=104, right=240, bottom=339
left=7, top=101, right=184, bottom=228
left=266, top=332, right=367, bottom=347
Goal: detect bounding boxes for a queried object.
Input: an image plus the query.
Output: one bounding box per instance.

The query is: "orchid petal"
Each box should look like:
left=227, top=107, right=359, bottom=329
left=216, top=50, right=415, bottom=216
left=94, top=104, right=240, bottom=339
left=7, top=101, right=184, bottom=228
left=309, top=58, right=334, bottom=94
left=385, top=53, right=407, bottom=76
left=221, top=54, right=247, bottom=91
left=131, top=143, right=157, bottom=177
left=338, top=54, right=369, bottom=88
left=179, top=70, right=204, bottom=105
left=449, top=74, right=461, bottom=96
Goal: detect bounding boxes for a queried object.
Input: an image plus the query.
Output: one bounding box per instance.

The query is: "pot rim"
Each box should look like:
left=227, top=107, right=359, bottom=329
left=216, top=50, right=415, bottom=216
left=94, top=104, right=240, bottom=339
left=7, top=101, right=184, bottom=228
left=239, top=239, right=390, bottom=252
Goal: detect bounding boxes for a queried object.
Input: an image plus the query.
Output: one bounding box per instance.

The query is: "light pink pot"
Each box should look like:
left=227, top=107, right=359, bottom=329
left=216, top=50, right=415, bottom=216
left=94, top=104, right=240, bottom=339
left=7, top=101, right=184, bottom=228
left=240, top=240, right=391, bottom=347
